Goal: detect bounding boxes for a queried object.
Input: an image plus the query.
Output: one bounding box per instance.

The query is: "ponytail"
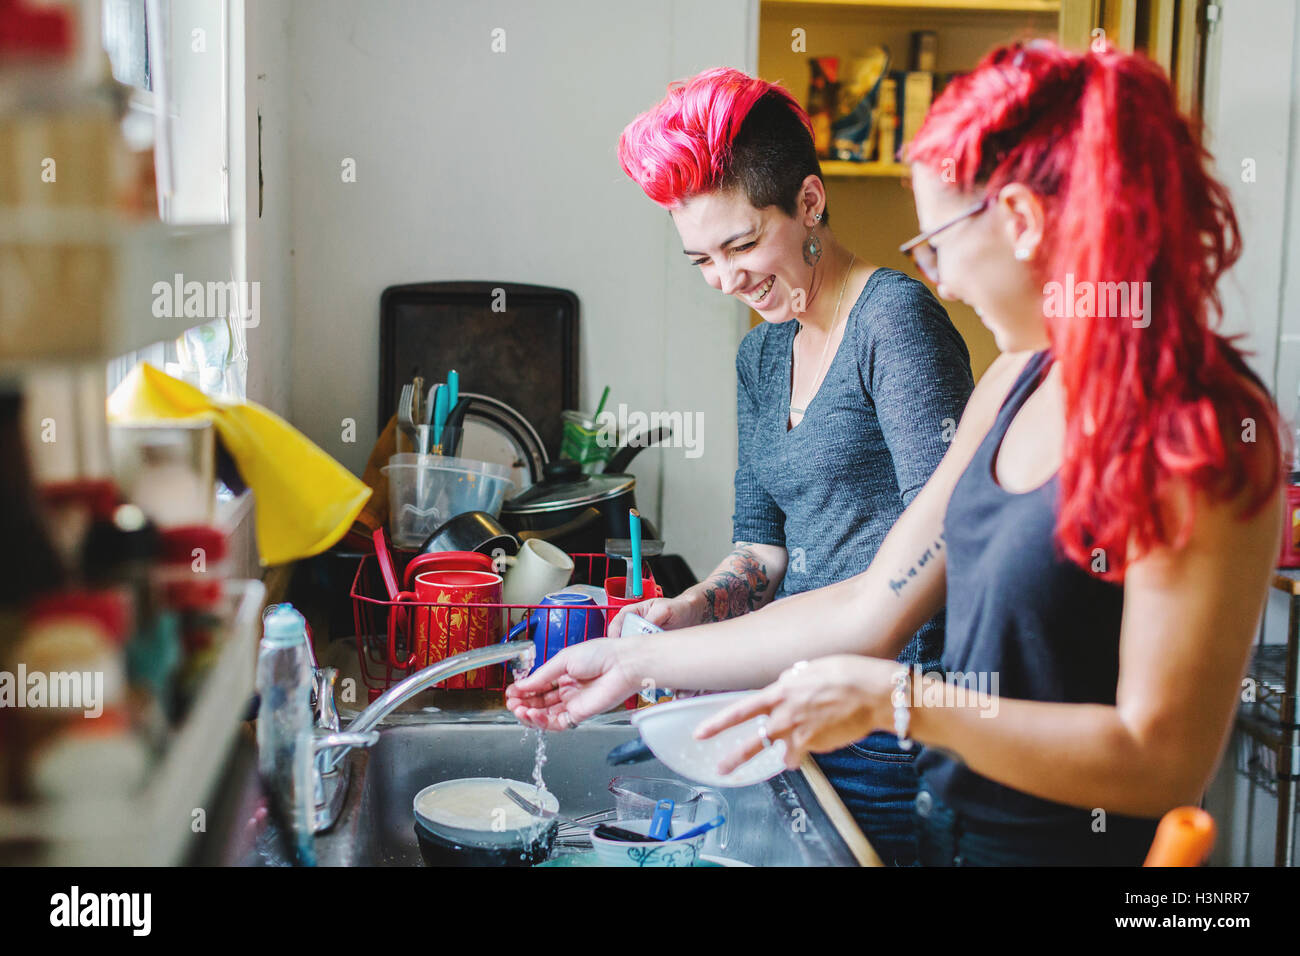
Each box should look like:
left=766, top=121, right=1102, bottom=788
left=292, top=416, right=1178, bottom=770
left=908, top=40, right=1282, bottom=579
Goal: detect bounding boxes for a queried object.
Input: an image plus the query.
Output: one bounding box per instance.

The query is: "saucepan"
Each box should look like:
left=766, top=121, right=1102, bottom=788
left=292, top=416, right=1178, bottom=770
left=498, top=426, right=672, bottom=554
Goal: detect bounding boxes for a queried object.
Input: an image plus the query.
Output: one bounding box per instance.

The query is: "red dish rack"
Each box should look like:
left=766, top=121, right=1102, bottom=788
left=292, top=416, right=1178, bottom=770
left=350, top=551, right=657, bottom=702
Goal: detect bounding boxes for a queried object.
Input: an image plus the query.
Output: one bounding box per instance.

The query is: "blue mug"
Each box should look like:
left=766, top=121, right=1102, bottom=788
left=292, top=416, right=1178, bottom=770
left=505, top=591, right=604, bottom=669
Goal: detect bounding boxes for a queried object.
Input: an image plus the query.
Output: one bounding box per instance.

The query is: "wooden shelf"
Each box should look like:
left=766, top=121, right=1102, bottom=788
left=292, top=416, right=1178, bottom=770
left=0, top=208, right=232, bottom=364
left=821, top=159, right=911, bottom=178
left=765, top=0, right=1061, bottom=12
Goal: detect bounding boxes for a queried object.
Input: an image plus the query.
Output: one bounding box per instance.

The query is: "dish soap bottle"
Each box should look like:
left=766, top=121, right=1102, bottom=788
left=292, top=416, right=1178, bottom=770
left=256, top=604, right=317, bottom=866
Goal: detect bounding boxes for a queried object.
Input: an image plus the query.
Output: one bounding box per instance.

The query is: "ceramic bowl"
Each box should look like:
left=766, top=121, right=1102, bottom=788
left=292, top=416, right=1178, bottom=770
left=589, top=818, right=706, bottom=867
left=630, top=691, right=787, bottom=788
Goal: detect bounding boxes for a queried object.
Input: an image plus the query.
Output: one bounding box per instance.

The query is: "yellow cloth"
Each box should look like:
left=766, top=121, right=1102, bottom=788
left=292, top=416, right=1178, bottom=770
left=108, top=363, right=371, bottom=566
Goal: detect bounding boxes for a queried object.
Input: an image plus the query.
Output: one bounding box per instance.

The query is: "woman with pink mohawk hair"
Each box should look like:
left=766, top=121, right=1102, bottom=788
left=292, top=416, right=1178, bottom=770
left=529, top=68, right=973, bottom=865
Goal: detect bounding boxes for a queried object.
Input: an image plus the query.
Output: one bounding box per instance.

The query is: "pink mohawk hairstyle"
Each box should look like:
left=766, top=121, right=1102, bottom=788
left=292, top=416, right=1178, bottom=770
left=618, top=67, right=812, bottom=209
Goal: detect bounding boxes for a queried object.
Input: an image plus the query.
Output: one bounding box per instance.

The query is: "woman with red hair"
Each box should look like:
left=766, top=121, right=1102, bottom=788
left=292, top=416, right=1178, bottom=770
left=509, top=40, right=1283, bottom=865
left=603, top=68, right=974, bottom=866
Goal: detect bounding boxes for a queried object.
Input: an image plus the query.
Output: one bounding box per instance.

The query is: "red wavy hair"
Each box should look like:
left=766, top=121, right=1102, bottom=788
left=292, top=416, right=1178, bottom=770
left=907, top=40, right=1283, bottom=579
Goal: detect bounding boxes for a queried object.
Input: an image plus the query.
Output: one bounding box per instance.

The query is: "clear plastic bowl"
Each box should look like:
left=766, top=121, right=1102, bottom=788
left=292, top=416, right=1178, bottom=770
left=382, top=454, right=516, bottom=548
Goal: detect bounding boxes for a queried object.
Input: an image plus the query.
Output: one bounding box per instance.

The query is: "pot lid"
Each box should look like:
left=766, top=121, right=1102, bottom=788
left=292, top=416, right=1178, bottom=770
left=500, top=459, right=633, bottom=514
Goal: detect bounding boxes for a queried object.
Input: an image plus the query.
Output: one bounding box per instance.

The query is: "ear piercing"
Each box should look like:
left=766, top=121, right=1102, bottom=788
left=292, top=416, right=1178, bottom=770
left=1015, top=247, right=1031, bottom=261
left=804, top=211, right=825, bottom=265
left=803, top=230, right=822, bottom=266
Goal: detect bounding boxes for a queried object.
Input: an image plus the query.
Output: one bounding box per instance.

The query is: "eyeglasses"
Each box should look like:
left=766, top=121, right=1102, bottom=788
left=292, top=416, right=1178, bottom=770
left=898, top=198, right=989, bottom=284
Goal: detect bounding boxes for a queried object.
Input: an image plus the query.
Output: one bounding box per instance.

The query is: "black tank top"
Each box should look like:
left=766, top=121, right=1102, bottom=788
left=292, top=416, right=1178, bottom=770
left=916, top=350, right=1160, bottom=848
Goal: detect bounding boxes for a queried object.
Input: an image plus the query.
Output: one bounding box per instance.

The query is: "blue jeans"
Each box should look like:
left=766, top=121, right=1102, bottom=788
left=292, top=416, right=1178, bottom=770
left=914, top=782, right=1158, bottom=866
left=813, top=732, right=920, bottom=867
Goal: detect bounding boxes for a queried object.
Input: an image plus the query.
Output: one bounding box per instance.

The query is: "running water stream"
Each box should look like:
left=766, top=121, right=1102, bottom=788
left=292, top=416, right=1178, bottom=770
left=530, top=729, right=549, bottom=795
left=510, top=649, right=550, bottom=797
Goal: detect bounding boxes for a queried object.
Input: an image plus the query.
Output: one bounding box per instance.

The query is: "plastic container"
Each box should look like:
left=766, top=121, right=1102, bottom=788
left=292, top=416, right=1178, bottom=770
left=609, top=775, right=729, bottom=851
left=255, top=605, right=316, bottom=866
left=381, top=454, right=516, bottom=548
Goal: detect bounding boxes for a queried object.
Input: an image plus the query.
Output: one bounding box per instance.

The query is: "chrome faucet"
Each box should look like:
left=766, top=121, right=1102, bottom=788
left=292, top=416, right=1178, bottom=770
left=307, top=640, right=537, bottom=833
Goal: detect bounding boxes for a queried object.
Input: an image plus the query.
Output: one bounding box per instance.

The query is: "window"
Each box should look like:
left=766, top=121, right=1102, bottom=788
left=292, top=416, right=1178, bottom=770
left=102, top=0, right=151, bottom=90
left=103, top=0, right=246, bottom=401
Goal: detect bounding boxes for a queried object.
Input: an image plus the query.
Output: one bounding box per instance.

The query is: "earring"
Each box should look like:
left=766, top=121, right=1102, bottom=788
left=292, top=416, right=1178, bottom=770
left=803, top=229, right=822, bottom=266
left=1015, top=247, right=1031, bottom=261
left=814, top=212, right=823, bottom=223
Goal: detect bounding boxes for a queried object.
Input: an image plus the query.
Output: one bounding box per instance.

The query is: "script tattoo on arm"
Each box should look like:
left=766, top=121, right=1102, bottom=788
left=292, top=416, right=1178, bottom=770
left=698, top=544, right=771, bottom=623
left=888, top=532, right=946, bottom=597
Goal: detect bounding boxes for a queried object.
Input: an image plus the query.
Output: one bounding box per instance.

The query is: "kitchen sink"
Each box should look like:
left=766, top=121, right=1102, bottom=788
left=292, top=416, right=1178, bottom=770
left=250, top=710, right=863, bottom=867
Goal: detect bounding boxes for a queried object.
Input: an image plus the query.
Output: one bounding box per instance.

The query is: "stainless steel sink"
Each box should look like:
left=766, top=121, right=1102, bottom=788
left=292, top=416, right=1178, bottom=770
left=306, top=711, right=860, bottom=867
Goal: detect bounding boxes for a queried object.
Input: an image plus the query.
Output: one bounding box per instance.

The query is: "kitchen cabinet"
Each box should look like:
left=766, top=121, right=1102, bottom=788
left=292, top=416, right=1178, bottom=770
left=755, top=0, right=1214, bottom=379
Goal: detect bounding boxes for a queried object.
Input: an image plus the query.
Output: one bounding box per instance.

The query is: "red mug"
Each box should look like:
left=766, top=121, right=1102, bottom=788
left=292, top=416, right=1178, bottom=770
left=603, top=576, right=663, bottom=621
left=403, top=550, right=495, bottom=591
left=410, top=569, right=504, bottom=688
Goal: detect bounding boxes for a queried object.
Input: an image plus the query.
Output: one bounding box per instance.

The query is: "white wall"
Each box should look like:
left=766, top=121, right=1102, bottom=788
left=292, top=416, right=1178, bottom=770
left=231, top=0, right=295, bottom=419
left=280, top=0, right=754, bottom=575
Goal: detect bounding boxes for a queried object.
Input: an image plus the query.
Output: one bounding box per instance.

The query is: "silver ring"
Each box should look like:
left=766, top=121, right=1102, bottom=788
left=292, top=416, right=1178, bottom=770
left=758, top=717, right=772, bottom=749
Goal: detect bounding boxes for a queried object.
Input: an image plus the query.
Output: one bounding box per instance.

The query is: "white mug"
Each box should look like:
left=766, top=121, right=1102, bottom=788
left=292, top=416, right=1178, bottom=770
left=499, top=538, right=575, bottom=626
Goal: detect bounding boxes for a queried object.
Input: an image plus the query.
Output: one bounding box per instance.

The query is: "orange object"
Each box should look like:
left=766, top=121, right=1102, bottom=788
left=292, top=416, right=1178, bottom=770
left=602, top=576, right=664, bottom=617
left=1143, top=807, right=1216, bottom=866
left=1279, top=482, right=1300, bottom=568
left=352, top=415, right=399, bottom=538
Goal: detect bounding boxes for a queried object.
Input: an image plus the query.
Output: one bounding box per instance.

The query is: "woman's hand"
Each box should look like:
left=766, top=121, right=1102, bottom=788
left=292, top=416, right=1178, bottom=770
left=695, top=655, right=899, bottom=772
left=505, top=637, right=643, bottom=730
left=607, top=594, right=702, bottom=637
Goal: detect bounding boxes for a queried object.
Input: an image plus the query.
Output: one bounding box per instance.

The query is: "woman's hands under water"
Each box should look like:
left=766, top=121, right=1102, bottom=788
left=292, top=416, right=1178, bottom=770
left=505, top=637, right=645, bottom=730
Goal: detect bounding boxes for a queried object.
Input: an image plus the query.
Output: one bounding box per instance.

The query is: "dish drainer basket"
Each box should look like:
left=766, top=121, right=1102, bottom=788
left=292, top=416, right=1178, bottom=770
left=350, top=551, right=658, bottom=700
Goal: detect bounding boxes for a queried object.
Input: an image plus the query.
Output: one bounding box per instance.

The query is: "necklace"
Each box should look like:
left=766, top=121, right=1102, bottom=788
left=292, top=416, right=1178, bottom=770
left=790, top=252, right=856, bottom=418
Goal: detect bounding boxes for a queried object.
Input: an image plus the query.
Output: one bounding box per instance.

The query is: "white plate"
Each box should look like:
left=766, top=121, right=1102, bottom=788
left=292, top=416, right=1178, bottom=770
left=459, top=416, right=533, bottom=494
left=413, top=777, right=557, bottom=847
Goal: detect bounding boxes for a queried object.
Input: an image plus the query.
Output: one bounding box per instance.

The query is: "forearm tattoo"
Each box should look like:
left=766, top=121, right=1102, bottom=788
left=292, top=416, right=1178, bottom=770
left=698, top=544, right=770, bottom=622
left=888, top=532, right=946, bottom=597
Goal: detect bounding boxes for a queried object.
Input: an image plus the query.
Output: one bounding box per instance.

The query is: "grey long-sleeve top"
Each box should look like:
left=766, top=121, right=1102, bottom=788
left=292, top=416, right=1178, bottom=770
left=732, top=267, right=974, bottom=669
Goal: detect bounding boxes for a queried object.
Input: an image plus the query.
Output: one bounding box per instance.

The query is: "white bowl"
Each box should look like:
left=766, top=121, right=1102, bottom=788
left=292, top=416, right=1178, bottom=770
left=630, top=691, right=787, bottom=788
left=589, top=818, right=705, bottom=867
left=413, top=777, right=557, bottom=848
